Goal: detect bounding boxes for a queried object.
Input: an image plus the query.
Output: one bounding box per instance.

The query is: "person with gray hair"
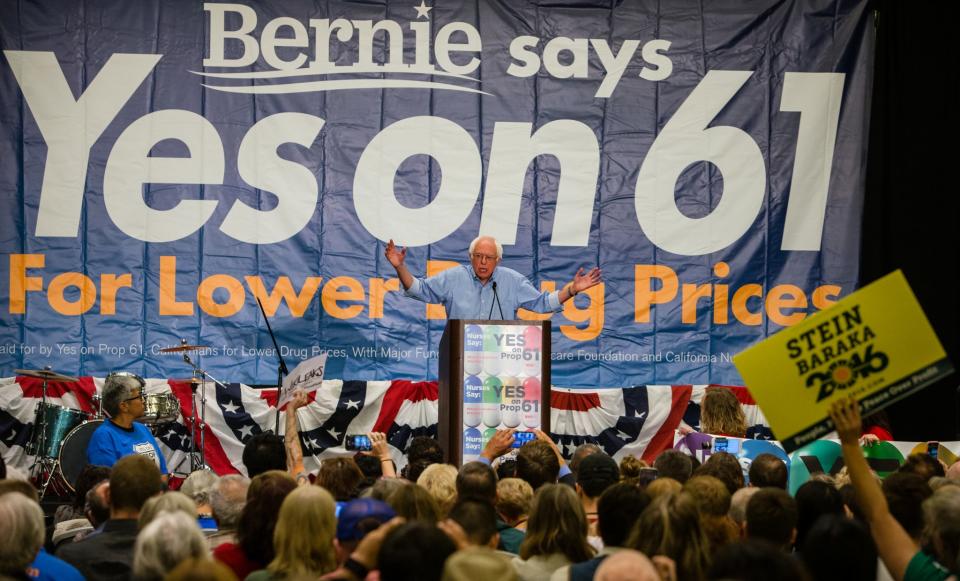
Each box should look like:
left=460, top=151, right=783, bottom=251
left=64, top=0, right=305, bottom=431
left=133, top=511, right=210, bottom=581
left=86, top=372, right=168, bottom=475
left=180, top=469, right=221, bottom=532
left=384, top=235, right=601, bottom=320
left=729, top=486, right=760, bottom=531
left=207, top=474, right=250, bottom=549
left=138, top=492, right=198, bottom=530
left=0, top=488, right=84, bottom=580
left=0, top=491, right=45, bottom=577
left=181, top=470, right=219, bottom=508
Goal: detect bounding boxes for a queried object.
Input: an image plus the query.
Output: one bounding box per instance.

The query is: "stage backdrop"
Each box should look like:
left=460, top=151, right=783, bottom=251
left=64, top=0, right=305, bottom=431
left=0, top=0, right=874, bottom=386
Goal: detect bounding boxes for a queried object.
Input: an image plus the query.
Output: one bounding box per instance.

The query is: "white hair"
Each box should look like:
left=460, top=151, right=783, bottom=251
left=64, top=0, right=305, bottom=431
left=595, top=549, right=660, bottom=581
left=468, top=236, right=503, bottom=259
left=138, top=491, right=197, bottom=530
left=729, top=486, right=760, bottom=526
left=210, top=474, right=250, bottom=529
left=0, top=492, right=45, bottom=575
left=180, top=469, right=220, bottom=507
left=133, top=511, right=209, bottom=581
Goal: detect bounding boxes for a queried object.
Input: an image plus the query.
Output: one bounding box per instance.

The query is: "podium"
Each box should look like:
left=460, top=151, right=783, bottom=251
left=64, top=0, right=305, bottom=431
left=438, top=320, right=551, bottom=466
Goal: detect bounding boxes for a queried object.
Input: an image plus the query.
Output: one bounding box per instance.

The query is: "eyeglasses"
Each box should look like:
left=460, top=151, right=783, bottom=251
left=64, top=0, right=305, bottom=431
left=123, top=393, right=144, bottom=403
left=470, top=253, right=498, bottom=263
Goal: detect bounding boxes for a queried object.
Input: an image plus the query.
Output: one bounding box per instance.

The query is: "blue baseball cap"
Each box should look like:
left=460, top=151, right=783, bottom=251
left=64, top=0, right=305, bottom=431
left=336, top=497, right=396, bottom=542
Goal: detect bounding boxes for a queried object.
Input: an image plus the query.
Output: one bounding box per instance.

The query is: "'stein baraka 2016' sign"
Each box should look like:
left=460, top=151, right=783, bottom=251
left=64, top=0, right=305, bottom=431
left=0, top=0, right=874, bottom=386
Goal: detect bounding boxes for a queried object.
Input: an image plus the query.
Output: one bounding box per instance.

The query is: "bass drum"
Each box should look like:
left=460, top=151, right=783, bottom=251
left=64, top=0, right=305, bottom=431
left=58, top=420, right=103, bottom=492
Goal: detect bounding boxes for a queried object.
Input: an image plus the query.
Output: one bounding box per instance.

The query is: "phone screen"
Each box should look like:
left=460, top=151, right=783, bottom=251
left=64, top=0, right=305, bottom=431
left=928, top=442, right=939, bottom=459
left=346, top=435, right=372, bottom=451
left=512, top=431, right=537, bottom=448
left=713, top=438, right=728, bottom=452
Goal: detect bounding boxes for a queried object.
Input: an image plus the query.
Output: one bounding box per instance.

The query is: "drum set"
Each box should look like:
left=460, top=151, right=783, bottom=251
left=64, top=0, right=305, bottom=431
left=18, top=342, right=220, bottom=498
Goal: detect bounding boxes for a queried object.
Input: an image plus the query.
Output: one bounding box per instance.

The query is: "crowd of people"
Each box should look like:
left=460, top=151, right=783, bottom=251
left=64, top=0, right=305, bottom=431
left=2, top=394, right=960, bottom=581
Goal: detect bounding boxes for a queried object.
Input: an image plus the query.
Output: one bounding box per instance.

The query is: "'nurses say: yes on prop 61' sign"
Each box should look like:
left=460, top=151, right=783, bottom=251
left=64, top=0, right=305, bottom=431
left=734, top=271, right=954, bottom=453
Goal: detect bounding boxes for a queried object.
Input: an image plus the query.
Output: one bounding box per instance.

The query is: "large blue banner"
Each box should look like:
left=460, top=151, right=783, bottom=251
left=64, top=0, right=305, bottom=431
left=0, top=0, right=874, bottom=386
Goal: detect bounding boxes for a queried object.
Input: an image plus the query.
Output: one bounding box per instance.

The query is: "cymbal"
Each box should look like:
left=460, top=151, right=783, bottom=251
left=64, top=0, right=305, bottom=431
left=15, top=368, right=78, bottom=382
left=159, top=344, right=210, bottom=353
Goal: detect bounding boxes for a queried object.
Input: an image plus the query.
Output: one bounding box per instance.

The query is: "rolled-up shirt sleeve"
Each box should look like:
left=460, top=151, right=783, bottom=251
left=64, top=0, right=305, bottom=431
left=404, top=272, right=447, bottom=304
left=514, top=274, right=562, bottom=313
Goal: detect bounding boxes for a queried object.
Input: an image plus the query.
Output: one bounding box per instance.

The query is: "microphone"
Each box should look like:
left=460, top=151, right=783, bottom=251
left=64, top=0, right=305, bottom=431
left=489, top=281, right=504, bottom=320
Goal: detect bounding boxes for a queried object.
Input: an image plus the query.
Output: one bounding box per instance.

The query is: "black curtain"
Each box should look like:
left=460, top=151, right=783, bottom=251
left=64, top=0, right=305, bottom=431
left=862, top=1, right=960, bottom=439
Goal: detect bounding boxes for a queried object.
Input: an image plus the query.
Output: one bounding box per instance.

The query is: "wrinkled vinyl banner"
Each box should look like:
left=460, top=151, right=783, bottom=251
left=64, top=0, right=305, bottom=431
left=0, top=0, right=874, bottom=387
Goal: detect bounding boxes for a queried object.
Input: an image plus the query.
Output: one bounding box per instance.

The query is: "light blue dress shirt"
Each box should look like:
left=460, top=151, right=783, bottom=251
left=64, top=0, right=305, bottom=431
left=405, top=265, right=562, bottom=320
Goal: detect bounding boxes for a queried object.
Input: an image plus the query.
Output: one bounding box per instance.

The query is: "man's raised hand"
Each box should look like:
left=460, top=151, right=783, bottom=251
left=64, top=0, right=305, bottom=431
left=829, top=397, right=862, bottom=445
left=571, top=266, right=602, bottom=295
left=384, top=239, right=407, bottom=269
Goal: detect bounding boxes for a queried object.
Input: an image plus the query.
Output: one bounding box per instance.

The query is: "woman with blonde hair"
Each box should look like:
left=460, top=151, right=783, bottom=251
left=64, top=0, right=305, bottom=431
left=700, top=387, right=746, bottom=438
left=627, top=491, right=711, bottom=581
left=416, top=463, right=458, bottom=517
left=513, top=484, right=594, bottom=580
left=247, top=485, right=338, bottom=580
left=386, top=482, right=441, bottom=524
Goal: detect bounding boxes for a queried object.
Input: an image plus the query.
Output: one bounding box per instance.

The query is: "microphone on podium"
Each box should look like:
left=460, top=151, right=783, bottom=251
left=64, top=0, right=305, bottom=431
left=488, top=281, right=505, bottom=320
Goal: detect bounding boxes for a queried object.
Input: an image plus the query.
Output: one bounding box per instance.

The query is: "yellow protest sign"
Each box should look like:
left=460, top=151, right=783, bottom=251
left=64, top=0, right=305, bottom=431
left=733, top=270, right=953, bottom=452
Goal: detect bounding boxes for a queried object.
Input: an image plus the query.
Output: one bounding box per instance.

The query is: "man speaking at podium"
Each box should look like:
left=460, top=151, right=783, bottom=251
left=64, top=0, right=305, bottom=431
left=385, top=235, right=601, bottom=320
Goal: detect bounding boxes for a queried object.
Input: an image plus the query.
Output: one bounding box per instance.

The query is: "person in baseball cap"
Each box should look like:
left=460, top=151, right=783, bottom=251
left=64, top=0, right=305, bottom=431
left=333, top=497, right=396, bottom=565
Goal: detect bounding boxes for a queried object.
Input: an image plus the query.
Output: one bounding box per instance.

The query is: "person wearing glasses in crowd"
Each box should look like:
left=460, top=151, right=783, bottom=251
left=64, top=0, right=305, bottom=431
left=384, top=235, right=602, bottom=320
left=86, top=373, right=169, bottom=476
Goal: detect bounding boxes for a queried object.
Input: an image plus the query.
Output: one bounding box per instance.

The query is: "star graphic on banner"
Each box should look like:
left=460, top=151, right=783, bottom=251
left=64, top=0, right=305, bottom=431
left=238, top=424, right=255, bottom=439
left=308, top=438, right=320, bottom=450
left=222, top=401, right=240, bottom=414
left=616, top=430, right=632, bottom=441
left=344, top=399, right=360, bottom=410
left=413, top=1, right=432, bottom=19
left=180, top=434, right=190, bottom=446
left=635, top=410, right=647, bottom=419
left=166, top=429, right=178, bottom=439
left=327, top=427, right=342, bottom=440
left=563, top=441, right=577, bottom=457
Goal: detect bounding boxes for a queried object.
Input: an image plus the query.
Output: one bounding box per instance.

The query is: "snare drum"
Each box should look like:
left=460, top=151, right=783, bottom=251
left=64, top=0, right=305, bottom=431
left=27, top=403, right=88, bottom=458
left=142, top=393, right=180, bottom=425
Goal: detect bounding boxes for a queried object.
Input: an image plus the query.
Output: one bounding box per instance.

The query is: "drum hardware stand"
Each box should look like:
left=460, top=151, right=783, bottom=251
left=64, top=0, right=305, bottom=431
left=29, top=367, right=52, bottom=479
left=16, top=366, right=79, bottom=500
left=175, top=340, right=232, bottom=472
left=256, top=298, right=290, bottom=434
left=32, top=371, right=59, bottom=499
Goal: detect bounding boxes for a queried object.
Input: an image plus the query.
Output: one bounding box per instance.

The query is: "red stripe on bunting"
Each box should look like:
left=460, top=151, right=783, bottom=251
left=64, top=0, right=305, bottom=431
left=168, top=380, right=238, bottom=475
left=549, top=390, right=601, bottom=411
left=17, top=377, right=98, bottom=414
left=642, top=385, right=693, bottom=463
left=256, top=387, right=317, bottom=410
left=372, top=380, right=438, bottom=433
